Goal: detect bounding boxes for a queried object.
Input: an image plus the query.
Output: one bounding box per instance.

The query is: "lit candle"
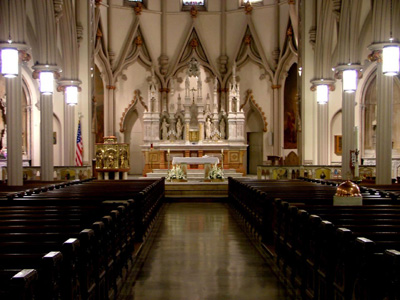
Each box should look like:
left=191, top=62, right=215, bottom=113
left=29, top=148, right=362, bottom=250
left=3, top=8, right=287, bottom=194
left=221, top=149, right=224, bottom=154
left=167, top=149, right=170, bottom=154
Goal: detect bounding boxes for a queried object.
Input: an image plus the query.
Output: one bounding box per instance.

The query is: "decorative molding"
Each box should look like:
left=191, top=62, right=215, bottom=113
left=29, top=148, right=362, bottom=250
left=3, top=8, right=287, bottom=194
left=287, top=26, right=293, bottom=37
left=19, top=50, right=31, bottom=63
left=106, top=85, right=116, bottom=90
left=135, top=35, right=143, bottom=46
left=134, top=2, right=143, bottom=15
left=120, top=90, right=147, bottom=132
left=271, top=85, right=281, bottom=89
left=368, top=50, right=382, bottom=63
left=244, top=2, right=253, bottom=15
left=190, top=6, right=198, bottom=18
left=240, top=89, right=268, bottom=132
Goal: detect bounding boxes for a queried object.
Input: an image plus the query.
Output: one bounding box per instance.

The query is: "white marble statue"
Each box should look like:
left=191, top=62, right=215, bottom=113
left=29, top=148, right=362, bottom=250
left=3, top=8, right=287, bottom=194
left=205, top=117, right=212, bottom=140
left=176, top=118, right=183, bottom=140
left=161, top=118, right=169, bottom=140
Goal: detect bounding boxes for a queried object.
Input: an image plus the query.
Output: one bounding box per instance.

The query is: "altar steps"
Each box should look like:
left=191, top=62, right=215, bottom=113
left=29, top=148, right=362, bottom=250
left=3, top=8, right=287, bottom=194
left=143, top=168, right=243, bottom=181
left=165, top=181, right=228, bottom=199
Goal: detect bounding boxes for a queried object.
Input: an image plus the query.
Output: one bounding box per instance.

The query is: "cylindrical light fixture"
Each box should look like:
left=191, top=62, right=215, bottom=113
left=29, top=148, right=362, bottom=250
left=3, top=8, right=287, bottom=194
left=66, top=86, right=78, bottom=105
left=317, top=84, right=329, bottom=104
left=1, top=48, right=18, bottom=78
left=343, top=69, right=357, bottom=93
left=382, top=45, right=400, bottom=76
left=39, top=71, right=54, bottom=95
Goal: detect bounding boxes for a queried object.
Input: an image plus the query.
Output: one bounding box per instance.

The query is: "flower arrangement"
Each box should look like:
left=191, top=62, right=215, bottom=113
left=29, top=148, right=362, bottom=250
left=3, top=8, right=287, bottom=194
left=207, top=163, right=224, bottom=180
left=166, top=165, right=187, bottom=181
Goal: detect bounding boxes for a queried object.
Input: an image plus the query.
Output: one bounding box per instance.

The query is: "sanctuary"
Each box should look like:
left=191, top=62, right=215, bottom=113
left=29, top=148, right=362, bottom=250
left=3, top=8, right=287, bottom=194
left=141, top=59, right=246, bottom=175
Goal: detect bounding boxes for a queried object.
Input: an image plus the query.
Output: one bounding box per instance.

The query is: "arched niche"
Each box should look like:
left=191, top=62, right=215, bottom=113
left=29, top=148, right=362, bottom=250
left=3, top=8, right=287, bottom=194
left=123, top=108, right=144, bottom=175
left=283, top=64, right=298, bottom=150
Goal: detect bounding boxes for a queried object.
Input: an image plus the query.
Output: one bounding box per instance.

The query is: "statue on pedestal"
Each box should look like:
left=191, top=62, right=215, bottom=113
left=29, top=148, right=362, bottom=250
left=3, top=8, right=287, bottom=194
left=176, top=118, right=183, bottom=140
left=161, top=117, right=169, bottom=140
left=205, top=117, right=213, bottom=140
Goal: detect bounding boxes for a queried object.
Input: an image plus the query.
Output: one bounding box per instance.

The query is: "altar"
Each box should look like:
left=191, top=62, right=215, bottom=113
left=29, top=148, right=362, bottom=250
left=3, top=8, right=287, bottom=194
left=172, top=156, right=219, bottom=179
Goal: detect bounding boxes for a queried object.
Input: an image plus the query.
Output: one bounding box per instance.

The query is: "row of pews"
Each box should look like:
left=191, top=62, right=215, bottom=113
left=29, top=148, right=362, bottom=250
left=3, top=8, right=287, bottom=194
left=228, top=177, right=400, bottom=300
left=0, top=178, right=165, bottom=300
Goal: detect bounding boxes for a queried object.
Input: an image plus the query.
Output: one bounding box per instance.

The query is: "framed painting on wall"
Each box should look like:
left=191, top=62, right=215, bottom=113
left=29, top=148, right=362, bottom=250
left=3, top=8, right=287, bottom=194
left=335, top=135, right=342, bottom=155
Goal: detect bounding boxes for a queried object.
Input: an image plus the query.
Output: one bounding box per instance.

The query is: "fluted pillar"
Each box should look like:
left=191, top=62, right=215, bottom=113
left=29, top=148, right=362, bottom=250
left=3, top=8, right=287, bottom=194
left=40, top=94, right=54, bottom=181
left=63, top=103, right=75, bottom=165
left=317, top=103, right=329, bottom=165
left=105, top=85, right=115, bottom=136
left=6, top=64, right=23, bottom=185
left=341, top=92, right=356, bottom=178
left=376, top=64, right=393, bottom=184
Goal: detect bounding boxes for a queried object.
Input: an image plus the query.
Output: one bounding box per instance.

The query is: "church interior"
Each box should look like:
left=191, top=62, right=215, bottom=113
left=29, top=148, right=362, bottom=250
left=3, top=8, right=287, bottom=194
left=1, top=0, right=400, bottom=299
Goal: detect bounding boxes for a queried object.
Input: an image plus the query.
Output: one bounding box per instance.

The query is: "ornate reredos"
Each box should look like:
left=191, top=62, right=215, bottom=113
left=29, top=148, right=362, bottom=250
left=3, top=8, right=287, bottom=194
left=187, top=58, right=200, bottom=78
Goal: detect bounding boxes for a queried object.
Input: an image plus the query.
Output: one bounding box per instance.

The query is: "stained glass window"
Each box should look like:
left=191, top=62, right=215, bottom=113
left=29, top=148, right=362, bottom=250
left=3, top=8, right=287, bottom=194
left=124, top=0, right=146, bottom=8
left=183, top=1, right=205, bottom=5
left=240, top=0, right=263, bottom=6
left=182, top=0, right=207, bottom=11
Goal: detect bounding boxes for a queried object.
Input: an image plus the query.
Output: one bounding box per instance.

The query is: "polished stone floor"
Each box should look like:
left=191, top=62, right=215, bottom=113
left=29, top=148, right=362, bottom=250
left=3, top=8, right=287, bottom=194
left=119, top=202, right=290, bottom=300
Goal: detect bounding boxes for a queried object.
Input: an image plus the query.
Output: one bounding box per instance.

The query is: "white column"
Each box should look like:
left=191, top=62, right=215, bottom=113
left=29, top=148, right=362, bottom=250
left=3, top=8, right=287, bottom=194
left=6, top=64, right=23, bottom=186
left=376, top=64, right=393, bottom=184
left=317, top=103, right=329, bottom=165
left=63, top=102, right=75, bottom=165
left=105, top=85, right=115, bottom=136
left=341, top=92, right=355, bottom=179
left=40, top=94, right=54, bottom=181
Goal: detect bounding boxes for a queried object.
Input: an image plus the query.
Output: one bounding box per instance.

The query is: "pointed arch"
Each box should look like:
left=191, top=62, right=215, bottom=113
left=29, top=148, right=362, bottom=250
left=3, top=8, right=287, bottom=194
left=225, top=18, right=274, bottom=87
left=240, top=89, right=268, bottom=132
left=168, top=25, right=218, bottom=82
left=275, top=23, right=298, bottom=86
left=120, top=90, right=147, bottom=132
left=113, top=20, right=156, bottom=81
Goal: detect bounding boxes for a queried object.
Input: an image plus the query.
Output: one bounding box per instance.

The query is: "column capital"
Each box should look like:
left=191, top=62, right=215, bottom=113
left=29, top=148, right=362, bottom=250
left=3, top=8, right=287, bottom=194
left=57, top=80, right=82, bottom=92
left=310, top=79, right=335, bottom=92
left=106, top=85, right=116, bottom=90
left=334, top=64, right=363, bottom=80
left=32, top=64, right=60, bottom=80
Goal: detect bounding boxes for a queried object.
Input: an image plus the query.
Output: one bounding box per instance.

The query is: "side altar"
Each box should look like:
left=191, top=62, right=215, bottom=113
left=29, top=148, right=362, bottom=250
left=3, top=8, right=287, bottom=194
left=95, top=136, right=130, bottom=180
left=141, top=59, right=247, bottom=176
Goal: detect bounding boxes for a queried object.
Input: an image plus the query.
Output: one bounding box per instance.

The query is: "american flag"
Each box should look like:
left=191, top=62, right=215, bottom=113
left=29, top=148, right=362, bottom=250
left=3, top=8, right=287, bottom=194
left=75, top=120, right=83, bottom=166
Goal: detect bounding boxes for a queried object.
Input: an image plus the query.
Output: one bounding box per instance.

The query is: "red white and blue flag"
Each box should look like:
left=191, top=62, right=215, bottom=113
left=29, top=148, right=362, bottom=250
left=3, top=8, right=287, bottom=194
left=75, top=120, right=83, bottom=166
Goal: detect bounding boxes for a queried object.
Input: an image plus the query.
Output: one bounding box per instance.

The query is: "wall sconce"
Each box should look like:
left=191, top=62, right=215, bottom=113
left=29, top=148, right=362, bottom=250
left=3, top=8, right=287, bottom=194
left=1, top=48, right=18, bottom=78
left=383, top=0, right=399, bottom=76
left=66, top=86, right=78, bottom=105
left=1, top=1, right=18, bottom=78
left=39, top=71, right=54, bottom=95
left=383, top=44, right=399, bottom=76
left=317, top=84, right=329, bottom=104
left=343, top=69, right=357, bottom=93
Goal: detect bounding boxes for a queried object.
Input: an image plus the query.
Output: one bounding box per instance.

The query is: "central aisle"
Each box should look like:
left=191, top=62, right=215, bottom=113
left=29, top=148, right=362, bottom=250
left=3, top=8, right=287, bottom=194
left=120, top=202, right=290, bottom=300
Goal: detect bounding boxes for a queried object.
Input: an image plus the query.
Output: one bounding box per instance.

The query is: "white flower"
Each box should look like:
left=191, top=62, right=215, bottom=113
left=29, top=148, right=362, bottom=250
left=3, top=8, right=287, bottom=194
left=207, top=163, right=224, bottom=179
left=167, top=165, right=187, bottom=180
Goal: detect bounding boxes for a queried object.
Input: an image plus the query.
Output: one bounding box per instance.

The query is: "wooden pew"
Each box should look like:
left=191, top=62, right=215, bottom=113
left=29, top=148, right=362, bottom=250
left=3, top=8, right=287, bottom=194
left=0, top=178, right=165, bottom=299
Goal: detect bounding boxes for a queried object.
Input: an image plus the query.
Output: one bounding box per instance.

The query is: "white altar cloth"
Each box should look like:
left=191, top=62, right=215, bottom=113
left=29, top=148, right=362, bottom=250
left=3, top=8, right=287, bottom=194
left=172, top=156, right=219, bottom=165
